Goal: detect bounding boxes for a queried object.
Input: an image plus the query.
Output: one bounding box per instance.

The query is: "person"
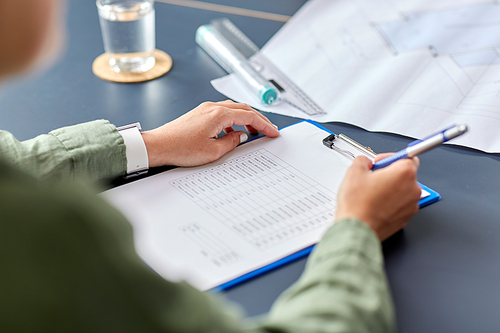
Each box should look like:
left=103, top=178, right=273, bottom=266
left=0, top=0, right=422, bottom=332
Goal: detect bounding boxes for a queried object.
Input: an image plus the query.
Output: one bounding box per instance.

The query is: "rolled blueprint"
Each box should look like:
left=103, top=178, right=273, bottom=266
left=196, top=24, right=280, bottom=105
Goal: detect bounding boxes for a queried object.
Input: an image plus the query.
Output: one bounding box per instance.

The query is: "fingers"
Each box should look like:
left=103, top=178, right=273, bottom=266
left=374, top=153, right=420, bottom=170
left=217, top=100, right=255, bottom=111
left=377, top=160, right=419, bottom=192
left=214, top=101, right=279, bottom=136
left=244, top=125, right=260, bottom=134
left=219, top=108, right=279, bottom=138
left=343, top=157, right=372, bottom=183
left=412, top=156, right=420, bottom=168
left=392, top=157, right=419, bottom=174
left=350, top=156, right=373, bottom=172
left=378, top=159, right=421, bottom=214
left=374, top=152, right=394, bottom=162
left=214, top=131, right=247, bottom=158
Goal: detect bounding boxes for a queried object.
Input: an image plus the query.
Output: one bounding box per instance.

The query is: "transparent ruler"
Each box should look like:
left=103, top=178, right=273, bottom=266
left=197, top=18, right=326, bottom=116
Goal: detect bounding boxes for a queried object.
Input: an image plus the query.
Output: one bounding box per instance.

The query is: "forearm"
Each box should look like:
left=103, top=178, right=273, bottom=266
left=258, top=218, right=395, bottom=333
left=0, top=120, right=127, bottom=182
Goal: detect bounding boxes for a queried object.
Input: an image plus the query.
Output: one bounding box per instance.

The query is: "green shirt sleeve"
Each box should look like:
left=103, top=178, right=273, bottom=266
left=0, top=120, right=127, bottom=182
left=0, top=159, right=395, bottom=332
left=260, top=219, right=396, bottom=333
left=0, top=160, right=245, bottom=332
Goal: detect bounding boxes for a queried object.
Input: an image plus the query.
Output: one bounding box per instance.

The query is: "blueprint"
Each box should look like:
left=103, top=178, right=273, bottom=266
left=212, top=0, right=500, bottom=153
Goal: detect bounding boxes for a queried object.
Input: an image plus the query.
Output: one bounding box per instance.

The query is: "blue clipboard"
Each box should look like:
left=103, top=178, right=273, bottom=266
left=212, top=120, right=441, bottom=292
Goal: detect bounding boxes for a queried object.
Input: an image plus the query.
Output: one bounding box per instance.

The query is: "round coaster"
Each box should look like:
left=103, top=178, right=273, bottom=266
left=92, top=49, right=172, bottom=83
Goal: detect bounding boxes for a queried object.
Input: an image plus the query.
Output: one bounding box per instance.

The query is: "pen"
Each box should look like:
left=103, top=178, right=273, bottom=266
left=371, top=124, right=468, bottom=171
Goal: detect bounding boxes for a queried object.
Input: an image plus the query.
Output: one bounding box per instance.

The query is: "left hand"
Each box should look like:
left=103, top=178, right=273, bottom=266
left=141, top=100, right=280, bottom=167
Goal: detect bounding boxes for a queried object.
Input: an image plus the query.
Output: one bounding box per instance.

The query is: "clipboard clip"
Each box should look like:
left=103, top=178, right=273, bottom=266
left=323, top=134, right=376, bottom=159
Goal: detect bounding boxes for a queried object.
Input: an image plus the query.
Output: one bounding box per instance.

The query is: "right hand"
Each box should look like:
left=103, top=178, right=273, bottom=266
left=335, top=154, right=422, bottom=241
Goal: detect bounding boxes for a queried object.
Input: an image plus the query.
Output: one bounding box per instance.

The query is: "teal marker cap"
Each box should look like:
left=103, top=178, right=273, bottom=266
left=259, top=85, right=280, bottom=105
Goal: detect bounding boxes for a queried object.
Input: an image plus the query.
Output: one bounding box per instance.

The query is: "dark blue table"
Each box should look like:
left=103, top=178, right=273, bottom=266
left=0, top=1, right=499, bottom=332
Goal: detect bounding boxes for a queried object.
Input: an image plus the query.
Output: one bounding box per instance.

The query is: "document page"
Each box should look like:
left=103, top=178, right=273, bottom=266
left=102, top=121, right=358, bottom=291
left=212, top=0, right=500, bottom=153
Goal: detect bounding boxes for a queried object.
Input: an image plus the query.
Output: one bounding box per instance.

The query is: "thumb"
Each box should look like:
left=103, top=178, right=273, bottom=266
left=351, top=156, right=373, bottom=171
left=215, top=131, right=248, bottom=155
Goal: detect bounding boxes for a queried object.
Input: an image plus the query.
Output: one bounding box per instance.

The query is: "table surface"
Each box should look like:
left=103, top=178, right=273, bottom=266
left=1, top=1, right=499, bottom=332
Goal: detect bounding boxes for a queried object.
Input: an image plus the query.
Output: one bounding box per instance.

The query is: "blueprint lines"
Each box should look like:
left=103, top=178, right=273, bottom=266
left=213, top=0, right=500, bottom=152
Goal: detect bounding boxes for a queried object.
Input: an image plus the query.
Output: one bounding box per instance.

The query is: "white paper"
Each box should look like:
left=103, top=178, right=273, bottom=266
left=212, top=0, right=500, bottom=153
left=102, top=122, right=376, bottom=291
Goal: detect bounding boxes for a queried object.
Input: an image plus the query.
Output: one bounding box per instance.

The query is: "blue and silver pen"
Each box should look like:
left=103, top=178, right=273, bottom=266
left=372, top=124, right=468, bottom=171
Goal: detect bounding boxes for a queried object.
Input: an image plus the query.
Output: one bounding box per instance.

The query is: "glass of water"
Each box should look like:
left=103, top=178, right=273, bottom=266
left=96, top=0, right=156, bottom=73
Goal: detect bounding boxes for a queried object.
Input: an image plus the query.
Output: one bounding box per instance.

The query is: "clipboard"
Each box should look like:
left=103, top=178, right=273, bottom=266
left=103, top=120, right=441, bottom=293
left=212, top=120, right=441, bottom=291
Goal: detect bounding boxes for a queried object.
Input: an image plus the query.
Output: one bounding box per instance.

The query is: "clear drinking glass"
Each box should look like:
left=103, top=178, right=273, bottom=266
left=96, top=0, right=156, bottom=73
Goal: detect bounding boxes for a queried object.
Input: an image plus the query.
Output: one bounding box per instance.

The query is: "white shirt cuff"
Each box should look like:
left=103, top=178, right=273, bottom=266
left=117, top=123, right=149, bottom=177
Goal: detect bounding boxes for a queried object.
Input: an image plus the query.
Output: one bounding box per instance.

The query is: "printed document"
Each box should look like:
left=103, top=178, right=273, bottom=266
left=102, top=122, right=367, bottom=291
left=212, top=0, right=500, bottom=153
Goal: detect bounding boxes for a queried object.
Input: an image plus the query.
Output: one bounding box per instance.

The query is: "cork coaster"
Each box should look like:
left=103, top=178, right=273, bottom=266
left=92, top=49, right=172, bottom=83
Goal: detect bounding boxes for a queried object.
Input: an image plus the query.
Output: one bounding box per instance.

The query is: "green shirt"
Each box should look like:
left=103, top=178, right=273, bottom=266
left=0, top=120, right=126, bottom=182
left=0, top=120, right=395, bottom=332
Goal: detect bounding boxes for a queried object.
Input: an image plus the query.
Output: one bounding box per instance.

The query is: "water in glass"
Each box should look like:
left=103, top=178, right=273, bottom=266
left=98, top=1, right=155, bottom=73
